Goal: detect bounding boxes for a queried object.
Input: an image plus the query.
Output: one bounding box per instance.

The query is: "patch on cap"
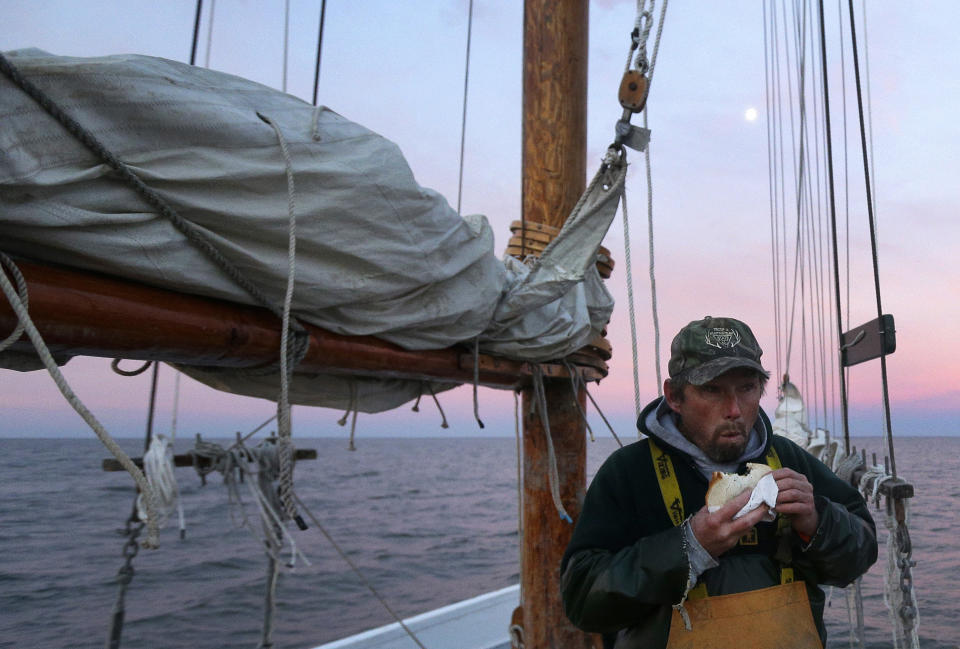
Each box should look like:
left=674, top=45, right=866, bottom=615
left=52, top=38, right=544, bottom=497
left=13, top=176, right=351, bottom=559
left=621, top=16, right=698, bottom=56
left=705, top=328, right=741, bottom=349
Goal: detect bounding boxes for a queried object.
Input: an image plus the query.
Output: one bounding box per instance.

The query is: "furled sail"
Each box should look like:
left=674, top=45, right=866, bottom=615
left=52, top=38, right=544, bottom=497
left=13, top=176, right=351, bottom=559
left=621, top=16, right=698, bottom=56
left=772, top=379, right=831, bottom=462
left=0, top=50, right=620, bottom=411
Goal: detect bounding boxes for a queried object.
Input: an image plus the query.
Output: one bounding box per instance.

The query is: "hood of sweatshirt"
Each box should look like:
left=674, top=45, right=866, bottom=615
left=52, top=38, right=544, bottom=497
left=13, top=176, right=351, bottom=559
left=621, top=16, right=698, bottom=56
left=640, top=397, right=770, bottom=479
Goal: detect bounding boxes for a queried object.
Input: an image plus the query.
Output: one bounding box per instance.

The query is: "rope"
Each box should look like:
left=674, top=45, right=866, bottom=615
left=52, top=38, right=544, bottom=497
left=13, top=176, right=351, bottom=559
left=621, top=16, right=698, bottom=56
left=135, top=434, right=180, bottom=531
left=259, top=553, right=280, bottom=649
left=530, top=365, right=572, bottom=523
left=282, top=0, right=290, bottom=93
left=0, top=254, right=161, bottom=548
left=110, top=359, right=153, bottom=377
left=0, top=255, right=28, bottom=352
left=293, top=493, right=428, bottom=649
left=258, top=112, right=305, bottom=528
left=473, top=336, right=485, bottom=428
left=191, top=437, right=308, bottom=567
left=584, top=387, right=624, bottom=448
left=203, top=0, right=216, bottom=69
left=169, top=370, right=187, bottom=539
left=618, top=0, right=669, bottom=420
left=513, top=390, right=524, bottom=607
left=425, top=383, right=449, bottom=429
left=845, top=578, right=867, bottom=649
left=562, top=361, right=595, bottom=442
left=456, top=0, right=474, bottom=216
left=620, top=179, right=642, bottom=420
left=337, top=382, right=360, bottom=451
left=642, top=108, right=662, bottom=395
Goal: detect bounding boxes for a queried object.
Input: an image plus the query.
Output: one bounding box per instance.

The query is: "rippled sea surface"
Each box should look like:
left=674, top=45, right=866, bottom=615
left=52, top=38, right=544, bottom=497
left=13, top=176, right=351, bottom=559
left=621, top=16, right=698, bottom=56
left=0, top=436, right=956, bottom=648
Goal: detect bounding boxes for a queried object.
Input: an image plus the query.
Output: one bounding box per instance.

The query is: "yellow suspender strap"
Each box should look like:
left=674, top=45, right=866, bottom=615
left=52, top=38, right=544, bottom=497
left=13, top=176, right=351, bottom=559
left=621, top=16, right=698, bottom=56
left=649, top=437, right=685, bottom=526
left=648, top=438, right=709, bottom=599
left=765, top=444, right=795, bottom=584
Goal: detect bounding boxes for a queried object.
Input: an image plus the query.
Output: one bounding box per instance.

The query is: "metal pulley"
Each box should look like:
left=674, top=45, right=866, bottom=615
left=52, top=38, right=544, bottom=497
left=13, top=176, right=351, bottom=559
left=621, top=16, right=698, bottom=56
left=618, top=69, right=649, bottom=113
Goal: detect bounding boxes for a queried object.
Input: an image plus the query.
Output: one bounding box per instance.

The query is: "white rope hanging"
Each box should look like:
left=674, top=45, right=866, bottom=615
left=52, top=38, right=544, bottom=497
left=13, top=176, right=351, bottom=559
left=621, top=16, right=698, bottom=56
left=136, top=434, right=180, bottom=530
left=0, top=253, right=162, bottom=548
left=259, top=111, right=302, bottom=525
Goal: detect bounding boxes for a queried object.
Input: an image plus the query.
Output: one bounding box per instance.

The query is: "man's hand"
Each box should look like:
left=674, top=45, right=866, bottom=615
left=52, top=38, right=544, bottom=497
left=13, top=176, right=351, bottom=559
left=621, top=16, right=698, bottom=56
left=772, top=468, right=819, bottom=539
left=690, top=489, right=769, bottom=558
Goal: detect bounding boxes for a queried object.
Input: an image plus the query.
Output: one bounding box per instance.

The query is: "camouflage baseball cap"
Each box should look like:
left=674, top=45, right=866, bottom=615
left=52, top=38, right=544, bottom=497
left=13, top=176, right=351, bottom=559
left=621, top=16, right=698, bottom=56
left=668, top=316, right=769, bottom=385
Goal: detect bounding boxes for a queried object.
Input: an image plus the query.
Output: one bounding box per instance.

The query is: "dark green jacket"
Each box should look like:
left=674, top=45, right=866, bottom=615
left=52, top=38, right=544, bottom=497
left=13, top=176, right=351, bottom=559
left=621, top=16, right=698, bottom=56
left=560, top=398, right=877, bottom=649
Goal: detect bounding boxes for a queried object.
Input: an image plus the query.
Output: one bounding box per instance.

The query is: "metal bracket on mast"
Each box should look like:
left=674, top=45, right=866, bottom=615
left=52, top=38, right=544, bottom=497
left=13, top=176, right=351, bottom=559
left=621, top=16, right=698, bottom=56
left=614, top=113, right=651, bottom=152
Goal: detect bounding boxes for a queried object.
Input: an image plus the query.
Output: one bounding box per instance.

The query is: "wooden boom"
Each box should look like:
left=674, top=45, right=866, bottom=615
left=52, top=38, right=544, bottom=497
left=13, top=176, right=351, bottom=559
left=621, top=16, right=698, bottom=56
left=0, top=259, right=595, bottom=388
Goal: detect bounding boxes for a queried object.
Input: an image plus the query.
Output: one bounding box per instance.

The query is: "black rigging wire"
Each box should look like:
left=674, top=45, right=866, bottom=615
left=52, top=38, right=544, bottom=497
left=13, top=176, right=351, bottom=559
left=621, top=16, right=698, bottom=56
left=312, top=0, right=327, bottom=106
left=189, top=0, right=204, bottom=66
left=456, top=0, right=475, bottom=215
left=816, top=0, right=852, bottom=455
left=846, top=0, right=897, bottom=477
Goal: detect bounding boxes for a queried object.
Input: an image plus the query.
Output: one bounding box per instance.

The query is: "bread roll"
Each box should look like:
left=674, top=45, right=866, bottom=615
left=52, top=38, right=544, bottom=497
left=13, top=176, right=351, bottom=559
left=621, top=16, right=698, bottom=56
left=705, top=463, right=773, bottom=511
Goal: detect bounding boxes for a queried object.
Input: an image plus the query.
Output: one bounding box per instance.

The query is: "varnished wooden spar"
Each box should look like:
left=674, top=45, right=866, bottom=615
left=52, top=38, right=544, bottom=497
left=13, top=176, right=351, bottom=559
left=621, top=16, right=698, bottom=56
left=520, top=1, right=598, bottom=648
left=0, top=260, right=594, bottom=387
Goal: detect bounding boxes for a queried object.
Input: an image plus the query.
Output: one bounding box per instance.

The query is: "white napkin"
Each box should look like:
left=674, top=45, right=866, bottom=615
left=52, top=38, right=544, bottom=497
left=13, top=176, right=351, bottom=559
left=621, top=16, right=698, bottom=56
left=731, top=473, right=778, bottom=521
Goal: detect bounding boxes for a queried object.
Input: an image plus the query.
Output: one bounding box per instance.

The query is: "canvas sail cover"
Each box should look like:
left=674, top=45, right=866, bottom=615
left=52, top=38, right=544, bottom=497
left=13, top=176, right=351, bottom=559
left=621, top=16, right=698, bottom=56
left=0, top=50, right=621, bottom=411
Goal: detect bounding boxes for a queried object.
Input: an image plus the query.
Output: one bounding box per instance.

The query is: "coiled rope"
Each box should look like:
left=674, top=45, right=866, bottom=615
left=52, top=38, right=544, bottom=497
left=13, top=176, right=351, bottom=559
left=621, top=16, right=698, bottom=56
left=135, top=434, right=180, bottom=531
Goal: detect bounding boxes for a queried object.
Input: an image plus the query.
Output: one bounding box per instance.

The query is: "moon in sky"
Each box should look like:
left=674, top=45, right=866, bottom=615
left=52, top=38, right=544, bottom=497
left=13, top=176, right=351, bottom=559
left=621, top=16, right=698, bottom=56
left=744, top=107, right=759, bottom=122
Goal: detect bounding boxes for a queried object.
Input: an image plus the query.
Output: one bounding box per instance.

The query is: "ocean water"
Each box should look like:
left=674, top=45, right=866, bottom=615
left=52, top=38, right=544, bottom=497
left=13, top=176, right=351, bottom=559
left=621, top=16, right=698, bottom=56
left=0, top=436, right=956, bottom=649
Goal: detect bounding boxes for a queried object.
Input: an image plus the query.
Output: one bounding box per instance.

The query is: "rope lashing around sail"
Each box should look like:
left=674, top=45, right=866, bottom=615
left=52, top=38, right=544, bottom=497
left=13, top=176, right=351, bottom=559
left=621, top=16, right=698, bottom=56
left=0, top=253, right=163, bottom=548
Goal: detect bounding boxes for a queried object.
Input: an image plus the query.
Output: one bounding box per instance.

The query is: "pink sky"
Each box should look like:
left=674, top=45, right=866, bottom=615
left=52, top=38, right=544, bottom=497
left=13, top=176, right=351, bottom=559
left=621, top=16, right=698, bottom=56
left=1, top=0, right=958, bottom=440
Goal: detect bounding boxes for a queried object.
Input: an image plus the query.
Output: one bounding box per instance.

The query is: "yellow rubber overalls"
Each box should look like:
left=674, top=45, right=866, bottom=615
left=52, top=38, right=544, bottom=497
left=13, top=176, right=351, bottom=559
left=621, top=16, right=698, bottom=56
left=648, top=438, right=823, bottom=649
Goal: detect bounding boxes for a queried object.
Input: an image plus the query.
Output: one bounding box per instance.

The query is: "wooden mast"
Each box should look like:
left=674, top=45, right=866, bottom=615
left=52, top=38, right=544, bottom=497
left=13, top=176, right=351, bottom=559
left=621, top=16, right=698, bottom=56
left=520, top=1, right=597, bottom=648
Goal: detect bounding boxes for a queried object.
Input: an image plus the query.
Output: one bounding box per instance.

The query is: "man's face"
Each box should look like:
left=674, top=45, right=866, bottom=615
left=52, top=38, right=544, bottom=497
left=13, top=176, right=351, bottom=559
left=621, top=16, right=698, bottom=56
left=665, top=368, right=763, bottom=463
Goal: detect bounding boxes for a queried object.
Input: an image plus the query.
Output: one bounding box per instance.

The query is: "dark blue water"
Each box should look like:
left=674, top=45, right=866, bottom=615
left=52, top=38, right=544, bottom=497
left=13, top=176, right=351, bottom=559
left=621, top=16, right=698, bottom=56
left=0, top=436, right=956, bottom=648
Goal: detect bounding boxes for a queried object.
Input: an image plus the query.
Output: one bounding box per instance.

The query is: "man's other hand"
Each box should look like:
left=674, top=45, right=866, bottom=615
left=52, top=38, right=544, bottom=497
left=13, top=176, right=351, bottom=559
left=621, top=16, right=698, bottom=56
left=690, top=489, right=769, bottom=558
